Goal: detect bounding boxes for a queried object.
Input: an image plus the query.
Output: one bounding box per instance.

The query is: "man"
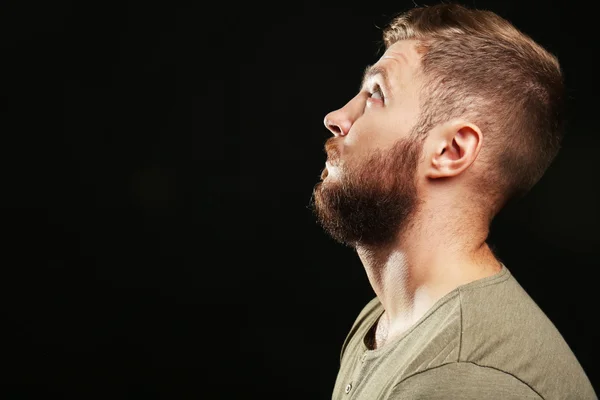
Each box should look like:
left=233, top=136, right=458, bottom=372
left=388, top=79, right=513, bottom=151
left=311, top=3, right=597, bottom=399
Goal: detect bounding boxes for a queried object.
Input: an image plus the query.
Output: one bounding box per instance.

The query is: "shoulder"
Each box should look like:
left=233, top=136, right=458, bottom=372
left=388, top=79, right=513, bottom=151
left=456, top=269, right=596, bottom=398
left=390, top=362, right=544, bottom=399
left=457, top=267, right=570, bottom=369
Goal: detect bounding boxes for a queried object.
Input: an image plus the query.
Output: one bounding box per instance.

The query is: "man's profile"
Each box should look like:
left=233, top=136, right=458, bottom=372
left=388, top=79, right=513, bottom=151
left=310, top=3, right=597, bottom=399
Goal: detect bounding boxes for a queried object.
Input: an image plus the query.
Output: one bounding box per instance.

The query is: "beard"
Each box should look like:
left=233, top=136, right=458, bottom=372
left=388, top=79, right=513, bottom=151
left=311, top=135, right=424, bottom=249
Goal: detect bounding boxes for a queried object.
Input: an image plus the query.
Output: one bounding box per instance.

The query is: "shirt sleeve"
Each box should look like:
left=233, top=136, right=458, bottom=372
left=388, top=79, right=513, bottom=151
left=388, top=362, right=544, bottom=400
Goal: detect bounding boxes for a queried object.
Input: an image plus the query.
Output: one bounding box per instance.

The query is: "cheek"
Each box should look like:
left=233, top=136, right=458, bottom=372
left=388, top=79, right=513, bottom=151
left=344, top=122, right=382, bottom=152
left=347, top=120, right=404, bottom=155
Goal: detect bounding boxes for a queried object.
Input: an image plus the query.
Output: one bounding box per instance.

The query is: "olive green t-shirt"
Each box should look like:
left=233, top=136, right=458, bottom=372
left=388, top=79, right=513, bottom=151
left=332, top=263, right=597, bottom=399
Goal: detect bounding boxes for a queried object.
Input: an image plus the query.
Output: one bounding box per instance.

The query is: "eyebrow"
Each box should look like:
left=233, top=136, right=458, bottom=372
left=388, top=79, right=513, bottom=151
left=360, top=64, right=392, bottom=94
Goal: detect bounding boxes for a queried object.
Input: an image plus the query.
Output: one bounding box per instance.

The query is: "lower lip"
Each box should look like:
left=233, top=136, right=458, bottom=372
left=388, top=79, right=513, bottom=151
left=324, top=162, right=340, bottom=179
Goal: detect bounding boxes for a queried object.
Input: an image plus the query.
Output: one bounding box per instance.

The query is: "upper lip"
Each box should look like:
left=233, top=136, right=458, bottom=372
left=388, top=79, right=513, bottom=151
left=326, top=155, right=339, bottom=167
left=326, top=157, right=340, bottom=167
left=324, top=139, right=341, bottom=164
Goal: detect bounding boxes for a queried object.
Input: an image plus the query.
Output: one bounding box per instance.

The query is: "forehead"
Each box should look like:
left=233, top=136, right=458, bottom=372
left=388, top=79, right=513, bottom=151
left=376, top=40, right=421, bottom=79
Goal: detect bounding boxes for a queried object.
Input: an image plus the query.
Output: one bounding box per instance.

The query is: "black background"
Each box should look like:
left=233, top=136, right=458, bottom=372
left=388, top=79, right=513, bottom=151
left=2, top=0, right=598, bottom=398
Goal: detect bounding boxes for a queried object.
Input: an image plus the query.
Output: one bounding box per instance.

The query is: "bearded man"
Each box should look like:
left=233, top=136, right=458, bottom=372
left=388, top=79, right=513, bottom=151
left=312, top=3, right=597, bottom=399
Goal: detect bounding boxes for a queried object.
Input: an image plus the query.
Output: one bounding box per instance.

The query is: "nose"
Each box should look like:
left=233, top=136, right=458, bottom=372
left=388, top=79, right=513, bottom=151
left=323, top=111, right=350, bottom=137
left=323, top=99, right=360, bottom=137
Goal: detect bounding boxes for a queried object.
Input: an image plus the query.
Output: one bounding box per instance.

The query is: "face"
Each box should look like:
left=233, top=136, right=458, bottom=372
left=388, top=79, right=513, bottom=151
left=311, top=40, right=426, bottom=248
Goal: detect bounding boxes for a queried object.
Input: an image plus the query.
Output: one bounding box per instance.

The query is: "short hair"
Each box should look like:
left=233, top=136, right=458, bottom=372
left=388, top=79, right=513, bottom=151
left=383, top=3, right=565, bottom=216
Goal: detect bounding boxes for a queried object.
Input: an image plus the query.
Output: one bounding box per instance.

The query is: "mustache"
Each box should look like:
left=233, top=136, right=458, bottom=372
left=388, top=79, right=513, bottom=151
left=324, top=137, right=342, bottom=163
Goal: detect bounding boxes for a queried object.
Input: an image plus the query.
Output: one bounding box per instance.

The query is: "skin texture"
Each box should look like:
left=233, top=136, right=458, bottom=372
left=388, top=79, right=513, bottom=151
left=312, top=40, right=503, bottom=348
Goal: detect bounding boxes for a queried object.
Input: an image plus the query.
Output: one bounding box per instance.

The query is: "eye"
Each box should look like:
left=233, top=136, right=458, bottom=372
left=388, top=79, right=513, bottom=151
left=368, top=84, right=384, bottom=101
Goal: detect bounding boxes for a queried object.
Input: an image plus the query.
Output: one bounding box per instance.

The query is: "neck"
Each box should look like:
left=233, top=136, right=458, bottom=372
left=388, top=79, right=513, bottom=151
left=355, top=207, right=502, bottom=339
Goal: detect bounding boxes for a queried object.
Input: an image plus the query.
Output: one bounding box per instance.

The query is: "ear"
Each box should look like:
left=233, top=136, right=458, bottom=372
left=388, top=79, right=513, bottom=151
left=426, top=120, right=483, bottom=179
